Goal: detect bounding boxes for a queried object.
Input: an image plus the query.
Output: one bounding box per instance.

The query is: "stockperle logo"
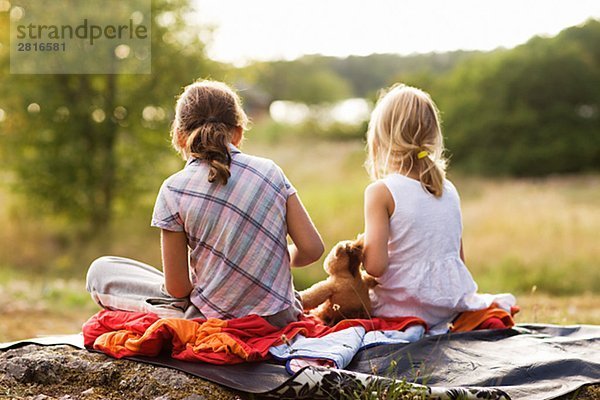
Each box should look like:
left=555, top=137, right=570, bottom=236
left=9, top=0, right=151, bottom=74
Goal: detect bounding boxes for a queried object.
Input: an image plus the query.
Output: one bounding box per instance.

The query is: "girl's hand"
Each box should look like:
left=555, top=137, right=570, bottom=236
left=363, top=181, right=394, bottom=277
left=161, top=229, right=193, bottom=298
left=286, top=193, right=324, bottom=267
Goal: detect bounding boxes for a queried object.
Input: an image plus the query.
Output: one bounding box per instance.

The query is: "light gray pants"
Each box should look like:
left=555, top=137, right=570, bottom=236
left=86, top=256, right=303, bottom=328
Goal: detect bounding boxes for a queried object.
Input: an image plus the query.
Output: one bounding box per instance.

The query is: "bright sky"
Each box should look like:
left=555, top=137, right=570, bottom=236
left=192, top=0, right=600, bottom=65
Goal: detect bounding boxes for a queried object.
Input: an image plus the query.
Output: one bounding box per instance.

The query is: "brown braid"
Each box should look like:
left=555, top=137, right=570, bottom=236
left=171, top=80, right=248, bottom=185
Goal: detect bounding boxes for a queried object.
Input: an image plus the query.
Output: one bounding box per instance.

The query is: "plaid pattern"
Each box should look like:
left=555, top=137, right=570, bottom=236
left=152, top=146, right=297, bottom=319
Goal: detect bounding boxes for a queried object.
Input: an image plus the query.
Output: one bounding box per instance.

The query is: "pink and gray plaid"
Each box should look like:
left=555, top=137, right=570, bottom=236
left=151, top=146, right=297, bottom=319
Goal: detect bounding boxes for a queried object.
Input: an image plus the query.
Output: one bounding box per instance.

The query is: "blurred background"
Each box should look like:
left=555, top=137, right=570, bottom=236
left=0, top=0, right=599, bottom=341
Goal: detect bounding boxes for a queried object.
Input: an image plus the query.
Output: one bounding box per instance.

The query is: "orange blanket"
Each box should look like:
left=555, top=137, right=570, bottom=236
left=83, top=310, right=425, bottom=364
left=451, top=303, right=518, bottom=332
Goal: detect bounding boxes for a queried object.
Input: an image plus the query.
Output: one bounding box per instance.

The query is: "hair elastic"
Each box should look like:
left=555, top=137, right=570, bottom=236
left=417, top=150, right=429, bottom=159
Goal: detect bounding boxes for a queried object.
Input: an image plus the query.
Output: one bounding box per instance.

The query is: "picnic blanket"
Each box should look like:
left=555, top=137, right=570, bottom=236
left=80, top=311, right=600, bottom=398
left=81, top=310, right=426, bottom=365
left=2, top=315, right=599, bottom=399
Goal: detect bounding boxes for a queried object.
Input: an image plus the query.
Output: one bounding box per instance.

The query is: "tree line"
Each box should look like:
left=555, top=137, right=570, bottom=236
left=237, top=19, right=600, bottom=177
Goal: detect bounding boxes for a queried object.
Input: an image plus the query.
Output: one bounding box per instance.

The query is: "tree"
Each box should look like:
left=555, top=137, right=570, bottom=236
left=237, top=52, right=481, bottom=107
left=438, top=20, right=600, bottom=175
left=0, top=0, right=218, bottom=235
left=245, top=59, right=352, bottom=105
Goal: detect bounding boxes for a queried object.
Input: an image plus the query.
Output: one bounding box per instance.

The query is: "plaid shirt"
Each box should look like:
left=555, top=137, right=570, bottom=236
left=151, top=146, right=297, bottom=319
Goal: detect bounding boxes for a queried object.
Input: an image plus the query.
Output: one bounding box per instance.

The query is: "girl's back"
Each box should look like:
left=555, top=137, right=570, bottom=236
left=153, top=147, right=296, bottom=320
left=363, top=84, right=514, bottom=334
left=383, top=174, right=462, bottom=264
left=370, top=175, right=480, bottom=331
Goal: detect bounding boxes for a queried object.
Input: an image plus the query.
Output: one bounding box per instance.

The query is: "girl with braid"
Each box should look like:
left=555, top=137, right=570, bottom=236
left=87, top=80, right=324, bottom=327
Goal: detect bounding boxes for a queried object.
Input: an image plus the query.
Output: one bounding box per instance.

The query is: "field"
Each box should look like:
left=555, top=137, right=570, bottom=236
left=0, top=138, right=599, bottom=343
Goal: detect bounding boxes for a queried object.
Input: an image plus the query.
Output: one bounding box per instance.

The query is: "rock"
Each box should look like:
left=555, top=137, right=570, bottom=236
left=183, top=395, right=207, bottom=400
left=0, top=345, right=248, bottom=400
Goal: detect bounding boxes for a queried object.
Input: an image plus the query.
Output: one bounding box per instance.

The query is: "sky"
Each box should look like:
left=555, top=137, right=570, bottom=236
left=192, top=0, right=600, bottom=65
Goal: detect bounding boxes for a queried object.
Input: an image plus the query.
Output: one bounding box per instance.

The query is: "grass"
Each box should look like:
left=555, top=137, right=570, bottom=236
left=458, top=175, right=600, bottom=295
left=0, top=269, right=98, bottom=343
left=0, top=132, right=598, bottom=342
left=0, top=274, right=597, bottom=343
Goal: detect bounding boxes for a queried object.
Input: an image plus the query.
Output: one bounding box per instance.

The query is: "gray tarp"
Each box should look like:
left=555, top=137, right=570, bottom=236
left=2, top=324, right=599, bottom=399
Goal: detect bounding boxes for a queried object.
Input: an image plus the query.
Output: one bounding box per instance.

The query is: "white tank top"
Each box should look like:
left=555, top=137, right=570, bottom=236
left=370, top=174, right=514, bottom=334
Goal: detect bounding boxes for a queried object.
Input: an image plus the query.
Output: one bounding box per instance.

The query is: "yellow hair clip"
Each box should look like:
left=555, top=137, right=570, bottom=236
left=417, top=150, right=429, bottom=159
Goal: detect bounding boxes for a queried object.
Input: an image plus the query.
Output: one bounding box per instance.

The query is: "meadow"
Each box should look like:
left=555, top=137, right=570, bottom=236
left=0, top=136, right=598, bottom=343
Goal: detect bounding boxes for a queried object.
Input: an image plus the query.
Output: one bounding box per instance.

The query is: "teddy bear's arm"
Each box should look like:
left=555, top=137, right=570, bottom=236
left=299, top=281, right=334, bottom=310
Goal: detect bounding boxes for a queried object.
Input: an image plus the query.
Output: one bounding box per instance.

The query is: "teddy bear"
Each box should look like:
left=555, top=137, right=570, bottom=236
left=299, top=234, right=378, bottom=326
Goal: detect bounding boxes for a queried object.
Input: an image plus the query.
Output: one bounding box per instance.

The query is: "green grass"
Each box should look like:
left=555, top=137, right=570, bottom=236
left=456, top=175, right=600, bottom=295
left=0, top=130, right=599, bottom=342
left=1, top=136, right=599, bottom=296
left=0, top=122, right=598, bottom=296
left=0, top=268, right=99, bottom=342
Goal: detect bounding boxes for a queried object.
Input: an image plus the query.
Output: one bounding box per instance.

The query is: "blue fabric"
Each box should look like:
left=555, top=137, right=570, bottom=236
left=269, top=325, right=425, bottom=372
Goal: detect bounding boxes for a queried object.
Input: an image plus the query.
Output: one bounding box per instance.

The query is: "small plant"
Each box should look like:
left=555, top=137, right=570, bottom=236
left=342, top=375, right=428, bottom=400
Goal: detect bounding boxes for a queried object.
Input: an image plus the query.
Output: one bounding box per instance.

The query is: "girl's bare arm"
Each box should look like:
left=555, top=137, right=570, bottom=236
left=363, top=181, right=393, bottom=277
left=286, top=193, right=324, bottom=267
left=161, top=229, right=193, bottom=298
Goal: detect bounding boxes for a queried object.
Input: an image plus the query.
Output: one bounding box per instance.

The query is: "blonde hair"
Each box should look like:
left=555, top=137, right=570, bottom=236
left=171, top=80, right=249, bottom=185
left=365, top=84, right=447, bottom=197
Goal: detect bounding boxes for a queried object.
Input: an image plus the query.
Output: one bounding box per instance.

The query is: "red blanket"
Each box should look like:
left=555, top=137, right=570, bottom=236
left=83, top=310, right=425, bottom=364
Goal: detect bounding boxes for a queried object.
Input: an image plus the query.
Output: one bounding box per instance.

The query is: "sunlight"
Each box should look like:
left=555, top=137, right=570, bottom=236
left=193, top=0, right=600, bottom=64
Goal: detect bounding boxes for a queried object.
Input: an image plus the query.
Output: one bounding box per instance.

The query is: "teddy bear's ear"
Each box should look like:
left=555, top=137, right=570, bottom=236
left=354, top=233, right=365, bottom=250
left=349, top=235, right=364, bottom=260
left=347, top=238, right=364, bottom=277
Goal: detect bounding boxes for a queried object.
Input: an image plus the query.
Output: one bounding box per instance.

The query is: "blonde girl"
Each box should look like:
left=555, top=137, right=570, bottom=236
left=87, top=80, right=324, bottom=327
left=363, top=84, right=516, bottom=334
